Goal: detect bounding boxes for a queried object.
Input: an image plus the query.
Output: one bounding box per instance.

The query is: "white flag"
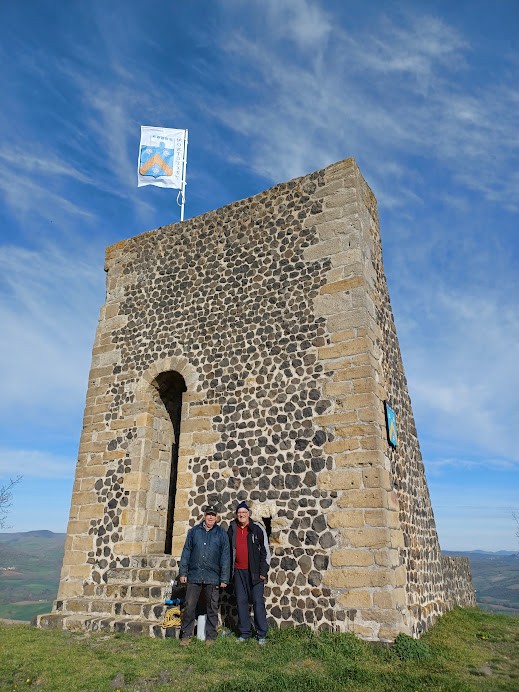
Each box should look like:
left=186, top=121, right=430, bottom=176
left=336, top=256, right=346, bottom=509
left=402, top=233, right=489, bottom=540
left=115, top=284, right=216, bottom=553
left=137, top=126, right=187, bottom=189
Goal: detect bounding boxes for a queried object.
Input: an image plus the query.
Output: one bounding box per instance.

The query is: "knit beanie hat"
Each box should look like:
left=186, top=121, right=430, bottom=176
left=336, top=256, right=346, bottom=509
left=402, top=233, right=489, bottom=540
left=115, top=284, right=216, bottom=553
left=236, top=501, right=250, bottom=513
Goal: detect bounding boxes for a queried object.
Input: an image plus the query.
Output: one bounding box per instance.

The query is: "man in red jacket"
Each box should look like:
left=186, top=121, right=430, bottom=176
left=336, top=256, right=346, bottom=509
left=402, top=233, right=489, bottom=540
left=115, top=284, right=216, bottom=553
left=228, top=501, right=271, bottom=644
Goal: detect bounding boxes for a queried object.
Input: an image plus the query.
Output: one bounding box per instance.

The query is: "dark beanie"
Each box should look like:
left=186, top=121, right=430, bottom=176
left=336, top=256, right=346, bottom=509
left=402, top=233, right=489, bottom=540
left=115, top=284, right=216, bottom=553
left=236, top=501, right=250, bottom=513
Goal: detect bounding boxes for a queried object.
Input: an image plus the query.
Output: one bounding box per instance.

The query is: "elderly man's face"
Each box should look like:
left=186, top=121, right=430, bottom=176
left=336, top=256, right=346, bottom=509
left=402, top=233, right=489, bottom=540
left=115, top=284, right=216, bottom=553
left=204, top=513, right=217, bottom=529
left=237, top=509, right=250, bottom=526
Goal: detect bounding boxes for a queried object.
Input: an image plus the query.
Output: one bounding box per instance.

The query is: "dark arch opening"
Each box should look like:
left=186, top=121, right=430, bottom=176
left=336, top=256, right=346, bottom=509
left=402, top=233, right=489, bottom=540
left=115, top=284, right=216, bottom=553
left=155, top=370, right=187, bottom=555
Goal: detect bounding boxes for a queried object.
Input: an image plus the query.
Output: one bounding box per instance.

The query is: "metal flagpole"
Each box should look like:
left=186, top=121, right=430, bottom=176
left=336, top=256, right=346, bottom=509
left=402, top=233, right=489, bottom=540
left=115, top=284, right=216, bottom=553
left=180, top=130, right=188, bottom=221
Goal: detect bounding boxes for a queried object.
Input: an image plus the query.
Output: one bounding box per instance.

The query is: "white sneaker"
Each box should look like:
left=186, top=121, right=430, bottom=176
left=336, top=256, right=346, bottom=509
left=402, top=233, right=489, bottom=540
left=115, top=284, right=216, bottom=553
left=258, top=638, right=266, bottom=646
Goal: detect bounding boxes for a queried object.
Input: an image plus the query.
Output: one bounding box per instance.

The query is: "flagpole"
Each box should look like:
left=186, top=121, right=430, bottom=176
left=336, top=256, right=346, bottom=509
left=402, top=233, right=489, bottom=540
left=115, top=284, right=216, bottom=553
left=180, top=130, right=188, bottom=221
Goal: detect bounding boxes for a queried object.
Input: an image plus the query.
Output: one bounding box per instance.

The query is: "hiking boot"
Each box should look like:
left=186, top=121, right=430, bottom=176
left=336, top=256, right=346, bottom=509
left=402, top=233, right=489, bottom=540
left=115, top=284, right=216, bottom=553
left=205, top=639, right=215, bottom=647
left=180, top=637, right=191, bottom=646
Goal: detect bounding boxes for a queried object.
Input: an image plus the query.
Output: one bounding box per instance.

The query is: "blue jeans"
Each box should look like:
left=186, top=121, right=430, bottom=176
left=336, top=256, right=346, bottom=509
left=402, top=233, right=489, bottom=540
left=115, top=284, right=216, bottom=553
left=234, top=568, right=268, bottom=639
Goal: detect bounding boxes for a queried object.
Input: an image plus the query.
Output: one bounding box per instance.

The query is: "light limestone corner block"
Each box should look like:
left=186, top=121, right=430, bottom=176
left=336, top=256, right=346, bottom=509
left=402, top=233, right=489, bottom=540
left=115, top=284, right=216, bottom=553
left=362, top=468, right=391, bottom=490
left=71, top=536, right=94, bottom=552
left=318, top=337, right=371, bottom=361
left=335, top=450, right=385, bottom=467
left=331, top=549, right=374, bottom=567
left=57, top=582, right=84, bottom=599
left=335, top=423, right=376, bottom=437
left=320, top=276, right=365, bottom=295
left=303, top=206, right=344, bottom=229
left=318, top=469, right=362, bottom=491
left=387, top=490, right=401, bottom=512
left=323, top=438, right=359, bottom=454
left=78, top=504, right=104, bottom=521
left=324, top=266, right=346, bottom=284
left=373, top=588, right=407, bottom=610
left=363, top=509, right=392, bottom=527
left=330, top=328, right=356, bottom=343
left=359, top=436, right=385, bottom=452
left=314, top=412, right=357, bottom=427
left=362, top=608, right=402, bottom=625
left=91, top=349, right=121, bottom=369
left=390, top=529, right=406, bottom=549
left=65, top=519, right=92, bottom=536
left=378, top=624, right=411, bottom=641
left=303, top=236, right=346, bottom=262
left=314, top=292, right=352, bottom=317
left=323, top=567, right=395, bottom=589
left=337, top=589, right=372, bottom=608
left=353, top=378, right=378, bottom=395
left=64, top=550, right=92, bottom=566
left=347, top=622, right=377, bottom=639
left=67, top=564, right=93, bottom=580
left=336, top=489, right=388, bottom=509
left=374, top=549, right=401, bottom=568
left=327, top=509, right=364, bottom=529
left=344, top=394, right=380, bottom=415
left=314, top=178, right=348, bottom=197
left=339, top=526, right=390, bottom=548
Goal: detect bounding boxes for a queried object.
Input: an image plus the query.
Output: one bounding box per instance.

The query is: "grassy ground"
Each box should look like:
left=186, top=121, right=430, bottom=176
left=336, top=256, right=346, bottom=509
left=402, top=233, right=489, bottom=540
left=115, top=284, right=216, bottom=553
left=0, top=608, right=517, bottom=691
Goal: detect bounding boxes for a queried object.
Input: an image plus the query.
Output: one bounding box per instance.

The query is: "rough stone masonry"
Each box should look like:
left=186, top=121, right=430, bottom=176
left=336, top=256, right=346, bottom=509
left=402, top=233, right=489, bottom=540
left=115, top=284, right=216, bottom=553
left=36, top=157, right=475, bottom=641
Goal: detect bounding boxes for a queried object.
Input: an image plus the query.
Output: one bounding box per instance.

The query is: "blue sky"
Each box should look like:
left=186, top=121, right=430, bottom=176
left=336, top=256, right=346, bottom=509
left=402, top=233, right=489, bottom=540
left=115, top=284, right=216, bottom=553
left=0, top=1, right=517, bottom=550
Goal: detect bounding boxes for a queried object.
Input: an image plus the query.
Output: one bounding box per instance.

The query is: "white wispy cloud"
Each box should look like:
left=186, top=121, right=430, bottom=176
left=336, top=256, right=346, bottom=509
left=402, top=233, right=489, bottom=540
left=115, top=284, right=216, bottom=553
left=399, top=283, right=519, bottom=465
left=207, top=4, right=518, bottom=210
left=0, top=449, right=74, bottom=480
left=0, top=242, right=102, bottom=419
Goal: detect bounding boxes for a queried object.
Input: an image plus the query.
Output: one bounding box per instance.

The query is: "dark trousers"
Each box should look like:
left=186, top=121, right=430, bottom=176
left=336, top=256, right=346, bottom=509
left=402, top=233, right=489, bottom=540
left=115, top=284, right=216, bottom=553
left=180, top=583, right=220, bottom=640
left=234, top=568, right=268, bottom=639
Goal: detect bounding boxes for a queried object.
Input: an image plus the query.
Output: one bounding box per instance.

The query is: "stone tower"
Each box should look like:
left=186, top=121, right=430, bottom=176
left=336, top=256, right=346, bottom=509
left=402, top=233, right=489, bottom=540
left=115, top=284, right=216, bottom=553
left=37, top=158, right=475, bottom=641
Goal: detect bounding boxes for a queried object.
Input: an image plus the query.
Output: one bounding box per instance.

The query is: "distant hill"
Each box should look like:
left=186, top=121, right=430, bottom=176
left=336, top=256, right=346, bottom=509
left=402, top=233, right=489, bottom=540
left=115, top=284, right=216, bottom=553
left=443, top=550, right=519, bottom=616
left=0, top=530, right=66, bottom=621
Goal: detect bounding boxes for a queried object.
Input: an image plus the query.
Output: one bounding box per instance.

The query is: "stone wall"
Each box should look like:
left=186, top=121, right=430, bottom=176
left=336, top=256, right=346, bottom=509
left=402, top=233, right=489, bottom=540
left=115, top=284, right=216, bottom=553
left=39, top=157, right=475, bottom=641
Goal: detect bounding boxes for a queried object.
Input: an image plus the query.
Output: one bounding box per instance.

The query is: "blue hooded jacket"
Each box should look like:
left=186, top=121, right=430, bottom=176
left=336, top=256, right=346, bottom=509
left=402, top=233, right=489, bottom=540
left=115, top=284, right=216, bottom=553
left=179, top=521, right=230, bottom=585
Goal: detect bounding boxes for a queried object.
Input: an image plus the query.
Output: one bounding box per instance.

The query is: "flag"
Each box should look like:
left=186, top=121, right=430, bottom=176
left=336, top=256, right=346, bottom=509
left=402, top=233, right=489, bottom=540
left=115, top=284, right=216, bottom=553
left=137, top=126, right=187, bottom=189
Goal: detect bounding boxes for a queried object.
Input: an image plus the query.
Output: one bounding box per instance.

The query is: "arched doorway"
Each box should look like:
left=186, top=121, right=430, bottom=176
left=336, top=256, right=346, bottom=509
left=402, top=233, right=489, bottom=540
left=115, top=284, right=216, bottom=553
left=154, top=370, right=187, bottom=554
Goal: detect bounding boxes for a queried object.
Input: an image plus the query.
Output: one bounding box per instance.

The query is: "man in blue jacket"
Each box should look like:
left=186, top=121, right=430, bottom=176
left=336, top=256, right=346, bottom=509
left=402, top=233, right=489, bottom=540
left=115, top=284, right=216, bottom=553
left=179, top=505, right=230, bottom=645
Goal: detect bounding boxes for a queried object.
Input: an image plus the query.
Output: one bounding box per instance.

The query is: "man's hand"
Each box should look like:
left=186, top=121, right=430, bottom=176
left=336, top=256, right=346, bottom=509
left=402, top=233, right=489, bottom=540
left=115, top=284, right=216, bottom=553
left=220, top=582, right=227, bottom=589
left=260, top=576, right=266, bottom=581
left=179, top=576, right=187, bottom=584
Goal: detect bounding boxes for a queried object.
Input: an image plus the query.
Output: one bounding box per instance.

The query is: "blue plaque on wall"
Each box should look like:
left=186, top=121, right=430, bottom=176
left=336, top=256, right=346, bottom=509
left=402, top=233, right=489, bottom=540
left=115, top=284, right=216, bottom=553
left=384, top=402, right=398, bottom=447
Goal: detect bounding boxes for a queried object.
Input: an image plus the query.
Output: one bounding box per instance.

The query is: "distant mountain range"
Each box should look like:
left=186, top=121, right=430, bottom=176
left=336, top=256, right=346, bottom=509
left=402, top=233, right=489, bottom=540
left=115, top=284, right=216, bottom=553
left=446, top=549, right=517, bottom=556
left=0, top=532, right=518, bottom=621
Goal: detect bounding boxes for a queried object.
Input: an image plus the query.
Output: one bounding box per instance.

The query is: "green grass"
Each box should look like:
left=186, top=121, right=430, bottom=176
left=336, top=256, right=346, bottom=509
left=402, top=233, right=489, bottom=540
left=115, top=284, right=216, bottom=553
left=0, top=608, right=518, bottom=691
